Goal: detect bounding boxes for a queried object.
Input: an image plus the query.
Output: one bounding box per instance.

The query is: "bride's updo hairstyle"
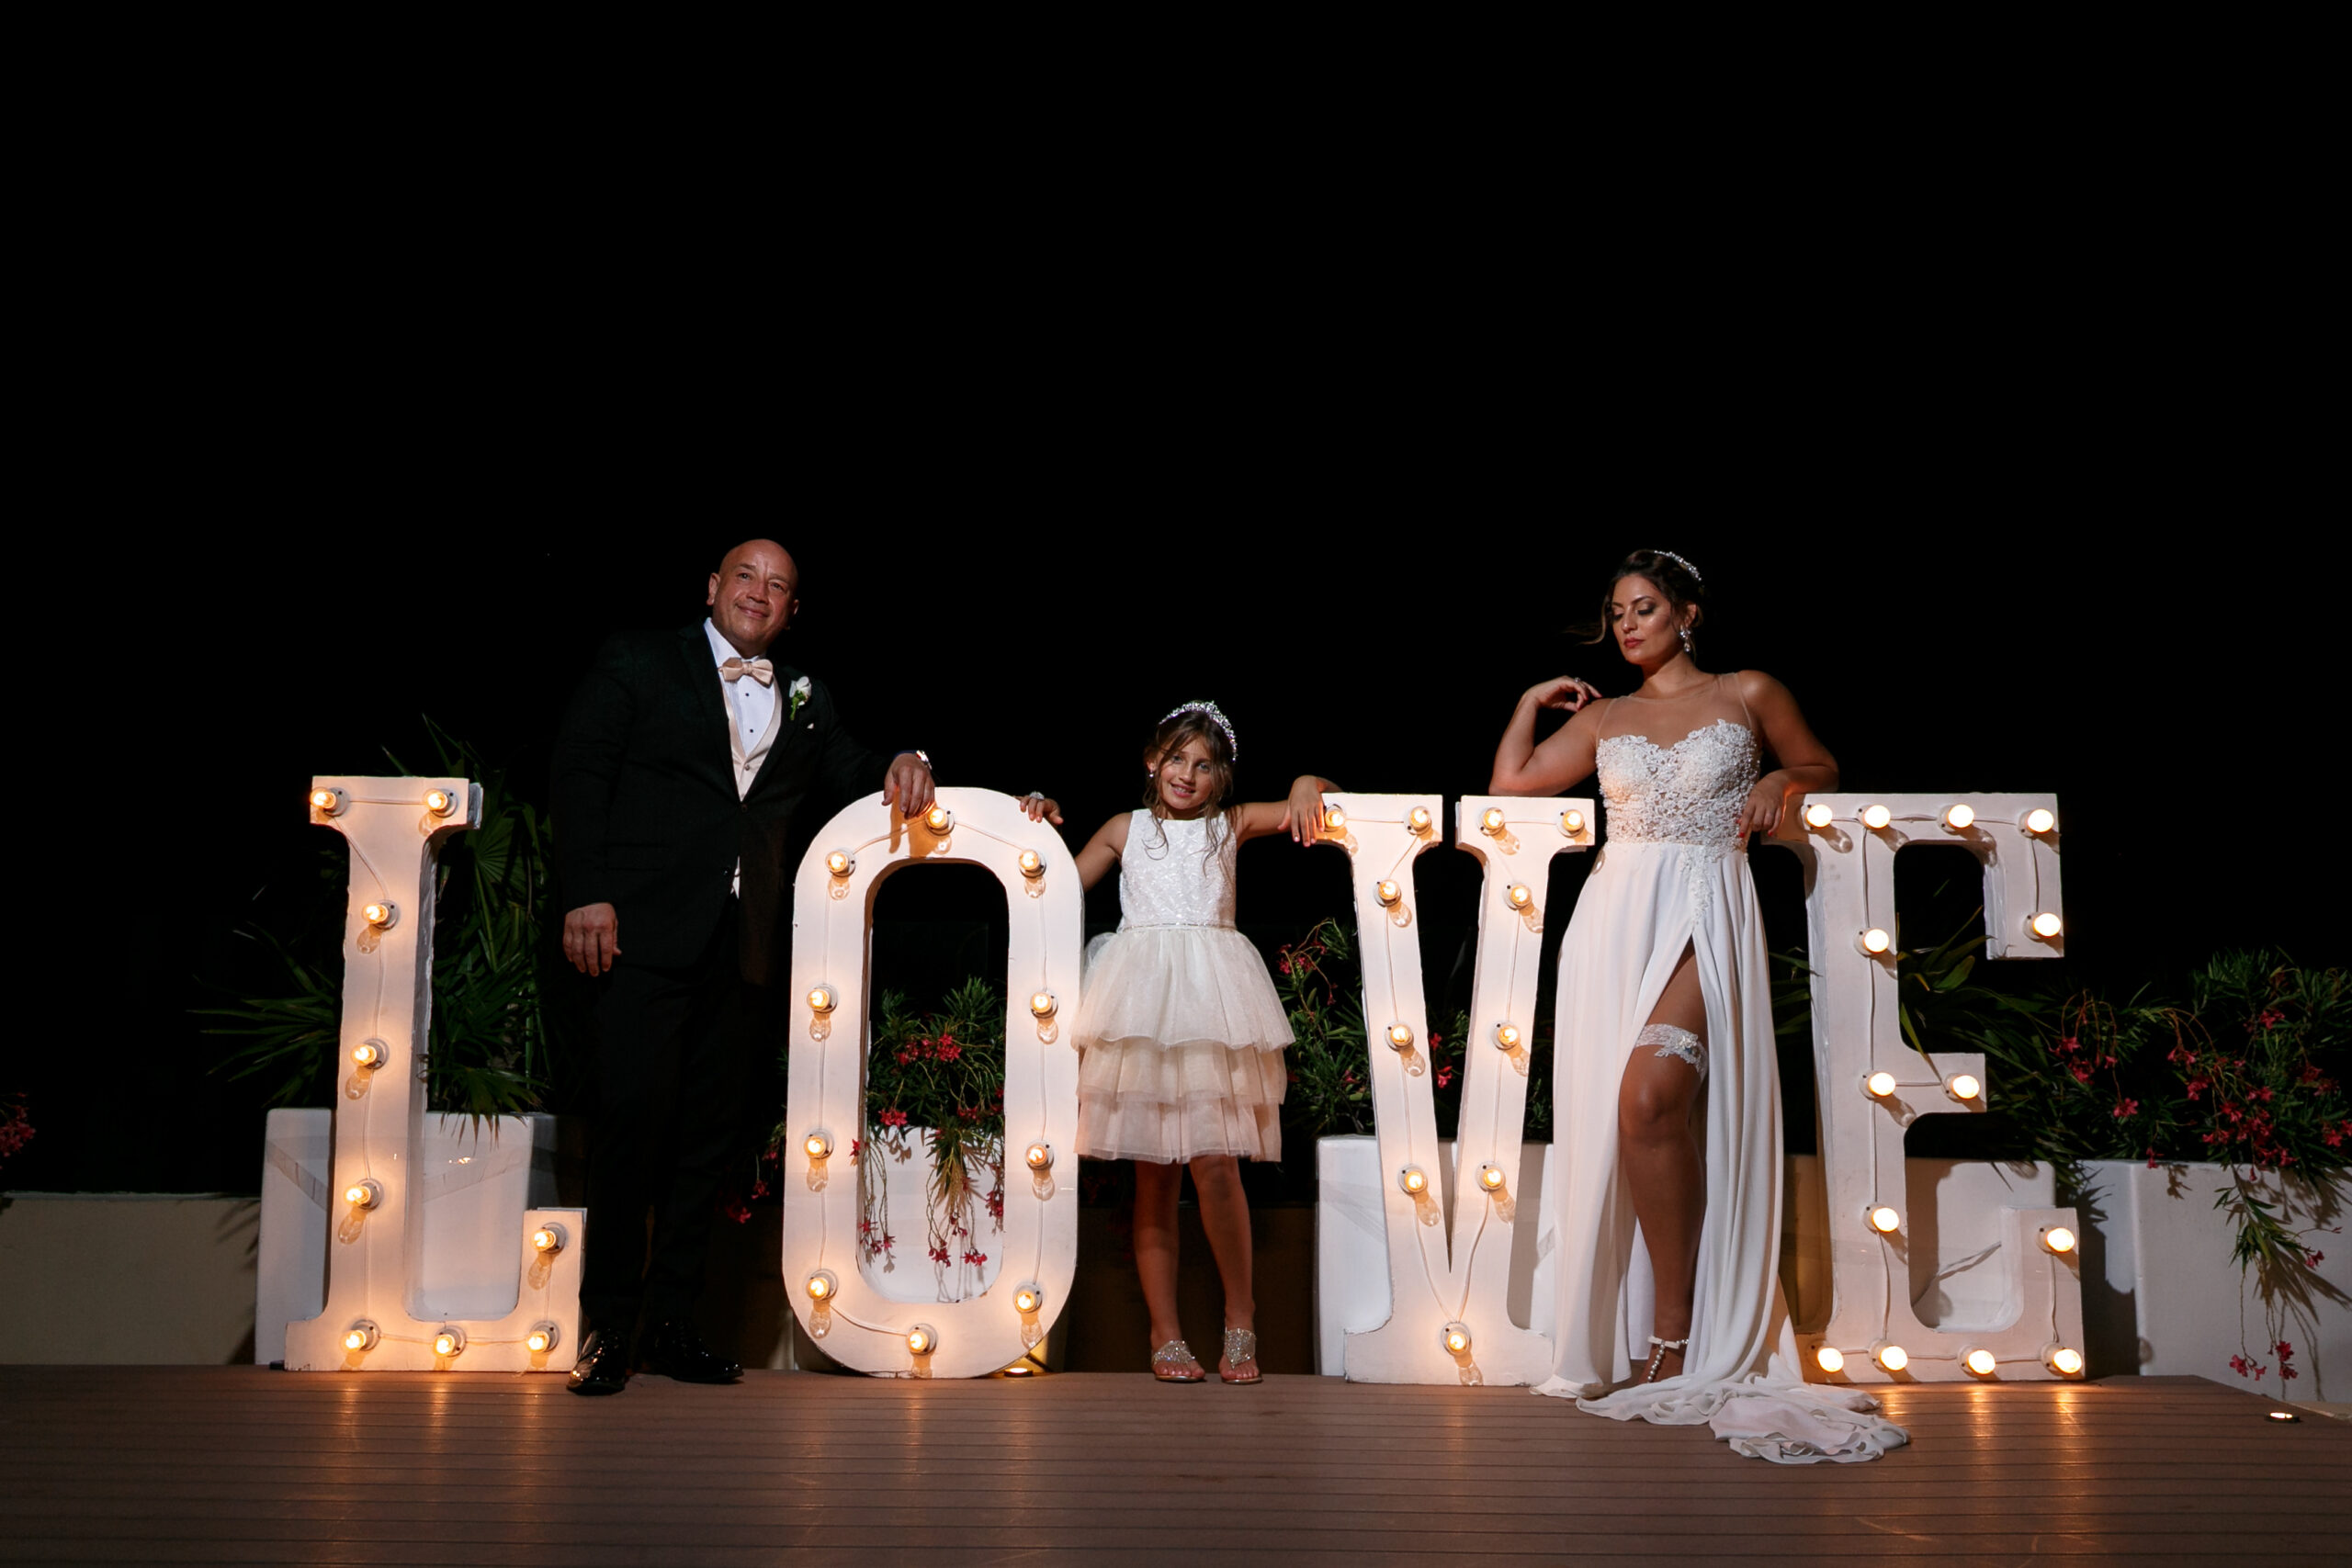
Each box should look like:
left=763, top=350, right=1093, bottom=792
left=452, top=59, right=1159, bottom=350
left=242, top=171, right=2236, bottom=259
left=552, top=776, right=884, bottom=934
left=1578, top=547, right=1708, bottom=650
left=1141, top=707, right=1238, bottom=855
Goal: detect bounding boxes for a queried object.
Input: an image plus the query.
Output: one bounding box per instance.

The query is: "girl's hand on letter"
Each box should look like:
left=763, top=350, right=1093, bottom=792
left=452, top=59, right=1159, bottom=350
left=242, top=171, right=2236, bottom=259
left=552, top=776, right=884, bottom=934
left=1286, top=775, right=1327, bottom=844
left=1527, top=675, right=1600, bottom=713
left=1020, top=792, right=1064, bottom=825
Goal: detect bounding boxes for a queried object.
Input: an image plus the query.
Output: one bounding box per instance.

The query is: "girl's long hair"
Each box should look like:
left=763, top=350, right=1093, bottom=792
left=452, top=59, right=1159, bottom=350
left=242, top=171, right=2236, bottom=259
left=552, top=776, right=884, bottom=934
left=1137, top=708, right=1237, bottom=863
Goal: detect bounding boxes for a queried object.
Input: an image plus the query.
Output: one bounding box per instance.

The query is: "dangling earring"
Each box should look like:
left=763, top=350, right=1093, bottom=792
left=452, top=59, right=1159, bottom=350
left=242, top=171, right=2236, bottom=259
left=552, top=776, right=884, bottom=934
left=1678, top=624, right=1694, bottom=655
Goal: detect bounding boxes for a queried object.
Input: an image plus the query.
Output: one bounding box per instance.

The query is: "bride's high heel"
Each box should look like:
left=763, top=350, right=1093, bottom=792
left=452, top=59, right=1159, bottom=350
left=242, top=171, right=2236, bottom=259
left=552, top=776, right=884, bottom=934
left=1641, top=1335, right=1690, bottom=1384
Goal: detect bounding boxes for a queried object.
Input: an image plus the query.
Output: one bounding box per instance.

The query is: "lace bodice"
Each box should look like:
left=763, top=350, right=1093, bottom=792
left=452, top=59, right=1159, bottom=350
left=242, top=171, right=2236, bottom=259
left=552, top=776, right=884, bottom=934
left=1596, top=719, right=1759, bottom=851
left=1118, top=809, right=1238, bottom=930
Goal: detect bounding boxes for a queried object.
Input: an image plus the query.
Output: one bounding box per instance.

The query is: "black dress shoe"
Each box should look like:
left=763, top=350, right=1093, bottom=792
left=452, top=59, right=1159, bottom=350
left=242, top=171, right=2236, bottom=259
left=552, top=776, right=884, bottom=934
left=568, top=1328, right=630, bottom=1395
left=640, top=1319, right=742, bottom=1383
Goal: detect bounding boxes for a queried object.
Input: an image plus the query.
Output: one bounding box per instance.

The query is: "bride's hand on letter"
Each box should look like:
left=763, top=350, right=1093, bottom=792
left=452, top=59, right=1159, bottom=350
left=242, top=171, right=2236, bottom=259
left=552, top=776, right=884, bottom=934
left=1737, top=777, right=1786, bottom=839
left=1019, top=792, right=1064, bottom=825
left=1526, top=675, right=1600, bottom=713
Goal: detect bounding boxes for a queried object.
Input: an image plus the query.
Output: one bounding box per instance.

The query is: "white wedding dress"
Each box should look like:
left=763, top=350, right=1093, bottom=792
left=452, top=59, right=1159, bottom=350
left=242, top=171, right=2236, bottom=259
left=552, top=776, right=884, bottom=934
left=1532, top=674, right=1906, bottom=1464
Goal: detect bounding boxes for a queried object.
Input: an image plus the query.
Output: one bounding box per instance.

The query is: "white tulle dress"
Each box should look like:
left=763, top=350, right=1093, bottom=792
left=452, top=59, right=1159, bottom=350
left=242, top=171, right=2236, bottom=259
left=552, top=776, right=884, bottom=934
left=1072, top=810, right=1292, bottom=1164
left=1532, top=674, right=1908, bottom=1464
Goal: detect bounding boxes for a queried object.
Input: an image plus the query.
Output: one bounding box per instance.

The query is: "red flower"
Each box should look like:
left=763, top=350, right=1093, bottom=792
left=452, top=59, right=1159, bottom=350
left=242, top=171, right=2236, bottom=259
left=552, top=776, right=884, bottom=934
left=929, top=1242, right=950, bottom=1264
left=2112, top=1098, right=2139, bottom=1119
left=1280, top=958, right=1293, bottom=975
left=896, top=1049, right=913, bottom=1066
left=2306, top=1251, right=2326, bottom=1268
left=2146, top=1148, right=2161, bottom=1168
left=938, top=1043, right=962, bottom=1062
left=962, top=1249, right=988, bottom=1267
left=1429, top=1034, right=1443, bottom=1047
left=881, top=1108, right=909, bottom=1128
left=2186, top=1077, right=2208, bottom=1100
left=1435, top=1066, right=1455, bottom=1089
left=2254, top=1086, right=2276, bottom=1103
left=2259, top=1009, right=2285, bottom=1030
left=2070, top=1065, right=2093, bottom=1085
left=719, top=1194, right=752, bottom=1224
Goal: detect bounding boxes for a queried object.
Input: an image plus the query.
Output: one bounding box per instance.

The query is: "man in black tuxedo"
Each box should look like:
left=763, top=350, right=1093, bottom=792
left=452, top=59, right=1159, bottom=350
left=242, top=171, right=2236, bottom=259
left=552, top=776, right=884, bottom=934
left=552, top=538, right=933, bottom=1393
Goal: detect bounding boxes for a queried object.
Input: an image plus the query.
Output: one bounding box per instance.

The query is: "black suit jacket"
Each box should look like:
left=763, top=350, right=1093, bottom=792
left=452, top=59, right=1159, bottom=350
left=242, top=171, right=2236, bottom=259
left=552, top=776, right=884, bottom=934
left=551, top=626, right=893, bottom=985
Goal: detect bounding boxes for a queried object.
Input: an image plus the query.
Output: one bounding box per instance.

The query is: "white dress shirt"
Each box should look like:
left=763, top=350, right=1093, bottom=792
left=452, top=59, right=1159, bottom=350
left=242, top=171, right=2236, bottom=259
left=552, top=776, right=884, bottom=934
left=705, top=618, right=777, bottom=777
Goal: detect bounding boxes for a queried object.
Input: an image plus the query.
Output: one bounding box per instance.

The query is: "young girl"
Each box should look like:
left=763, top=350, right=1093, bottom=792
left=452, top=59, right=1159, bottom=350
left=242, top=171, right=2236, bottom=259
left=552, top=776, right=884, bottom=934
left=1028, top=702, right=1333, bottom=1383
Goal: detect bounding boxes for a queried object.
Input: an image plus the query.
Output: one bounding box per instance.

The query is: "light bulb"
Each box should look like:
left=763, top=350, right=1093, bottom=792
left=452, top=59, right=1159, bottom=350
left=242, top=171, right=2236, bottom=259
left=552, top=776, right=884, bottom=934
left=1023, top=1142, right=1054, bottom=1171
left=1948, top=1074, right=1982, bottom=1101
left=1506, top=884, right=1532, bottom=909
left=922, top=805, right=952, bottom=832
left=1013, top=1284, right=1042, bottom=1314
left=309, top=787, right=346, bottom=816
left=808, top=985, right=836, bottom=1013
left=1860, top=804, right=1893, bottom=830
left=1480, top=807, right=1506, bottom=835
left=1864, top=1070, right=1897, bottom=1099
left=1386, top=1021, right=1413, bottom=1051
left=1494, top=1022, right=1522, bottom=1051
left=1397, top=1167, right=1428, bottom=1196
left=1560, top=808, right=1586, bottom=836
left=1803, top=802, right=1834, bottom=829
left=1964, top=1348, right=1997, bottom=1377
left=1407, top=806, right=1432, bottom=831
left=1868, top=1205, right=1902, bottom=1235
left=2030, top=911, right=2064, bottom=940
left=343, top=1322, right=379, bottom=1352
left=2022, top=807, right=2056, bottom=835
left=526, top=1325, right=559, bottom=1354
left=1943, top=803, right=1976, bottom=830
left=1018, top=850, right=1043, bottom=878
left=1374, top=879, right=1402, bottom=907
left=907, top=1325, right=937, bottom=1356
left=1478, top=1164, right=1505, bottom=1192
left=433, top=1327, right=465, bottom=1358
left=531, top=1224, right=566, bottom=1254
left=2048, top=1345, right=2084, bottom=1376
left=2042, top=1226, right=2076, bottom=1255
left=345, top=1179, right=382, bottom=1210
left=1029, top=990, right=1057, bottom=1018
left=1815, top=1344, right=1845, bottom=1373
left=804, top=1132, right=832, bottom=1160
left=1873, top=1341, right=1908, bottom=1371
left=807, top=1269, right=837, bottom=1302
left=1442, top=1323, right=1472, bottom=1355
left=1858, top=928, right=1893, bottom=956
left=1323, top=806, right=1347, bottom=832
left=424, top=787, right=458, bottom=818
left=826, top=850, right=854, bottom=877
left=351, top=1039, right=387, bottom=1069
left=362, top=901, right=397, bottom=929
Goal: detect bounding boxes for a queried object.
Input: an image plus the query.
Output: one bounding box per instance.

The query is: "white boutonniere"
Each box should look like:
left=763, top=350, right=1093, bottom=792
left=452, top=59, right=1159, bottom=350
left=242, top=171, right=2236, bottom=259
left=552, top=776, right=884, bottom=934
left=786, top=675, right=813, bottom=722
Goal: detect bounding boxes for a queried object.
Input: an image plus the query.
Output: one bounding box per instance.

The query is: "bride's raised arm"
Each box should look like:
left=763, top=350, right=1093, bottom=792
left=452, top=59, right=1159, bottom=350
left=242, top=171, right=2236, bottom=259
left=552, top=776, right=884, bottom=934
left=1490, top=674, right=1605, bottom=795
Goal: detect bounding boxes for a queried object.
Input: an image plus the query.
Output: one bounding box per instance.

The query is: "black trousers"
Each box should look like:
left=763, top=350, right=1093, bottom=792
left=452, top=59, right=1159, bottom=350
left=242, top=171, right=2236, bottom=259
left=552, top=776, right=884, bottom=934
left=581, top=898, right=773, bottom=1338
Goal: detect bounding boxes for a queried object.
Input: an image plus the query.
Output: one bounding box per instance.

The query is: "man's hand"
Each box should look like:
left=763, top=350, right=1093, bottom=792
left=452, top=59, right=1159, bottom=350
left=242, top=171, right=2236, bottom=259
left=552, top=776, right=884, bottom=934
left=563, top=903, right=622, bottom=976
left=883, top=752, right=936, bottom=819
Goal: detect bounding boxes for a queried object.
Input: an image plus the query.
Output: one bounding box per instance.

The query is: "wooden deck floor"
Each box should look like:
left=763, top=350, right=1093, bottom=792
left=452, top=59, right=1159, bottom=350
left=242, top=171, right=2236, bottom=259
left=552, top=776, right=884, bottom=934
left=3, top=1368, right=2346, bottom=1565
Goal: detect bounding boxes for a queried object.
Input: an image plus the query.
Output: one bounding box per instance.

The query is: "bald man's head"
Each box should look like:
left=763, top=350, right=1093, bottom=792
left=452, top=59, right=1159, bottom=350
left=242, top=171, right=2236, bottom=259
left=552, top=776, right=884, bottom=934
left=707, top=539, right=799, bottom=656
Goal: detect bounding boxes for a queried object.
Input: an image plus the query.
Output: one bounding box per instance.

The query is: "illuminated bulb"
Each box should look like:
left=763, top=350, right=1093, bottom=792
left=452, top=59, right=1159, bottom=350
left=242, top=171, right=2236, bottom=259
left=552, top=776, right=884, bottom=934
left=803, top=1130, right=832, bottom=1160
left=1814, top=1345, right=1845, bottom=1373
left=424, top=787, right=458, bottom=818
left=1948, top=1073, right=1983, bottom=1101
left=1480, top=807, right=1506, bottom=835
left=806, top=1269, right=837, bottom=1302
left=1023, top=1142, right=1054, bottom=1170
left=1506, top=884, right=1532, bottom=909
left=1873, top=1341, right=1908, bottom=1372
left=350, top=1039, right=386, bottom=1069
left=1018, top=850, right=1043, bottom=878
left=1407, top=807, right=1431, bottom=831
left=1386, top=1021, right=1414, bottom=1051
left=309, top=787, right=345, bottom=816
left=1803, top=802, right=1834, bottom=829
left=1029, top=990, right=1057, bottom=1018
left=1374, top=879, right=1402, bottom=907
left=2030, top=911, right=2064, bottom=940
left=1013, top=1284, right=1042, bottom=1314
left=526, top=1325, right=559, bottom=1354
left=362, top=901, right=397, bottom=929
left=1860, top=804, right=1893, bottom=830
left=2048, top=1345, right=2084, bottom=1376
left=530, top=1224, right=566, bottom=1254
left=906, top=1324, right=937, bottom=1356
left=1561, top=808, right=1585, bottom=835
left=1868, top=1205, right=1902, bottom=1235
left=1442, top=1323, right=1472, bottom=1356
left=1864, top=1070, right=1897, bottom=1099
left=2042, top=1226, right=2077, bottom=1255
left=1859, top=928, right=1893, bottom=956
left=1964, top=1348, right=1997, bottom=1377
left=826, top=850, right=854, bottom=877
left=1478, top=1164, right=1506, bottom=1192
left=2022, top=807, right=2056, bottom=835
left=922, top=805, right=952, bottom=832
left=1943, top=803, right=1976, bottom=830
left=343, top=1322, right=379, bottom=1352
left=345, top=1179, right=382, bottom=1210
left=1397, top=1167, right=1428, bottom=1196
left=807, top=985, right=836, bottom=1014
left=1324, top=806, right=1347, bottom=832
left=1494, top=1022, right=1522, bottom=1051
left=433, top=1327, right=465, bottom=1358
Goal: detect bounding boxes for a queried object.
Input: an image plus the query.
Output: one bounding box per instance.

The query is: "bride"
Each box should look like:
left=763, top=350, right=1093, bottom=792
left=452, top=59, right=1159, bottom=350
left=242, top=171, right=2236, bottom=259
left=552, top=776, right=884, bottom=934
left=1489, top=549, right=1906, bottom=1464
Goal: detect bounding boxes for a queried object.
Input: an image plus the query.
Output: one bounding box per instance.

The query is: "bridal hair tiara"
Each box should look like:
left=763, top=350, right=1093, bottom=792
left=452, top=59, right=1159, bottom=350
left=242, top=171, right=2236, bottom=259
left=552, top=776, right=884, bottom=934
left=1159, top=700, right=1238, bottom=761
left=1645, top=548, right=1703, bottom=583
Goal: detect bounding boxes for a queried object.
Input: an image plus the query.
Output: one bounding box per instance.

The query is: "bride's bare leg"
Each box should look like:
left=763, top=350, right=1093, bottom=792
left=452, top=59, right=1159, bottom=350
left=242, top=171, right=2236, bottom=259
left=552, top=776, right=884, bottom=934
left=1134, top=1160, right=1186, bottom=1350
left=1618, top=943, right=1707, bottom=1382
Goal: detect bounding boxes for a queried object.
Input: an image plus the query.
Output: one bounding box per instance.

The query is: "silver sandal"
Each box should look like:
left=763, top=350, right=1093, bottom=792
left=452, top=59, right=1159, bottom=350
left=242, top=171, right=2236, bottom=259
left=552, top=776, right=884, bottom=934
left=1219, top=1327, right=1261, bottom=1384
left=1151, top=1339, right=1206, bottom=1382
